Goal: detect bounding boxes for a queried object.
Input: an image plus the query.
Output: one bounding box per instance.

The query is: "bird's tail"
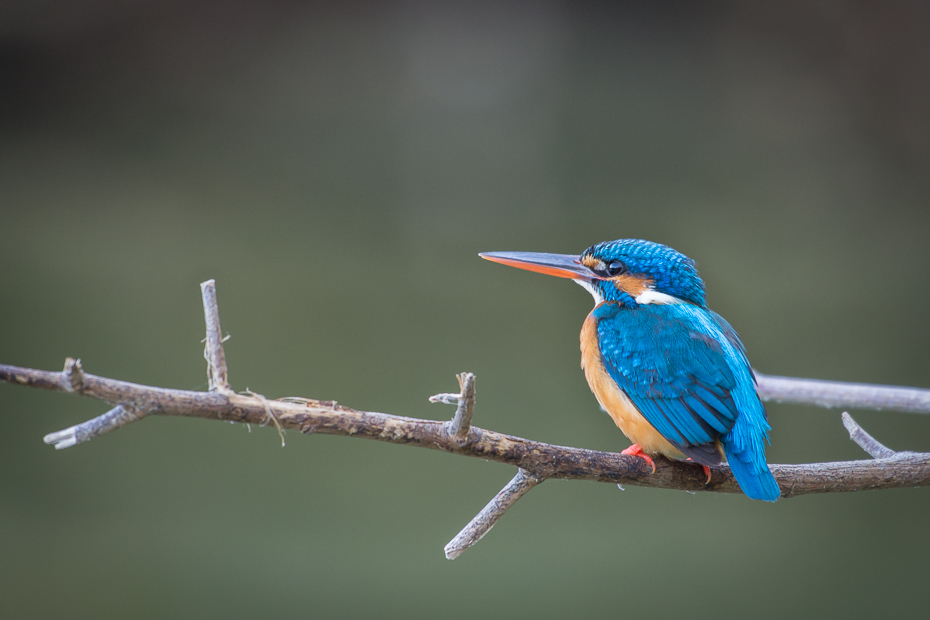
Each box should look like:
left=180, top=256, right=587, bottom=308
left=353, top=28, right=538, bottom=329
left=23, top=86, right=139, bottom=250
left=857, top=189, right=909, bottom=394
left=722, top=419, right=780, bottom=502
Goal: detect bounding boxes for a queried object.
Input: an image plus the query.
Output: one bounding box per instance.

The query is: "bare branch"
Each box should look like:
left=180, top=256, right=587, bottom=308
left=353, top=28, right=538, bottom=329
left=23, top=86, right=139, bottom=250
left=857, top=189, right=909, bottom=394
left=842, top=412, right=897, bottom=459
left=43, top=404, right=147, bottom=449
left=63, top=357, right=85, bottom=393
left=443, top=372, right=476, bottom=446
left=756, top=372, right=930, bottom=414
left=444, top=469, right=543, bottom=560
left=428, top=393, right=461, bottom=405
left=4, top=361, right=930, bottom=496
left=4, top=280, right=930, bottom=558
left=201, top=279, right=231, bottom=394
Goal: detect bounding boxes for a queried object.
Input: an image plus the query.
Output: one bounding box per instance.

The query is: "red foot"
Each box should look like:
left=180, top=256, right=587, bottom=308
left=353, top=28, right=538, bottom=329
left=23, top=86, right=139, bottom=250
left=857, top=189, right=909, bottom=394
left=685, top=458, right=713, bottom=484
left=621, top=444, right=655, bottom=473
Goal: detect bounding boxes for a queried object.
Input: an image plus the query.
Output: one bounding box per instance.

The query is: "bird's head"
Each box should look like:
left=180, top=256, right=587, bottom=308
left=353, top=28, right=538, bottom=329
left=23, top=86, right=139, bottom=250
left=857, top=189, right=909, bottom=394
left=480, top=238, right=706, bottom=307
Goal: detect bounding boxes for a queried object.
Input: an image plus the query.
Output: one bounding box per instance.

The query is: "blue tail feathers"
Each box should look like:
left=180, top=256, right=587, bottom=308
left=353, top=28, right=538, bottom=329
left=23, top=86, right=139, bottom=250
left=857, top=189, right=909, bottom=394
left=722, top=435, right=780, bottom=502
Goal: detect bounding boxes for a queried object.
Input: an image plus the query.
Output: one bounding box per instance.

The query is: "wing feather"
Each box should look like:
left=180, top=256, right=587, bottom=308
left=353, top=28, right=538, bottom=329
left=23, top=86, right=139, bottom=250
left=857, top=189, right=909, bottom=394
left=592, top=302, right=741, bottom=461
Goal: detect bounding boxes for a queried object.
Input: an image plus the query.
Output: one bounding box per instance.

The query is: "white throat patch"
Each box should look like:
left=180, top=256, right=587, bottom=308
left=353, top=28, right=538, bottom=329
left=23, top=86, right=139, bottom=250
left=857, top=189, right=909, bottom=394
left=635, top=289, right=684, bottom=305
left=574, top=280, right=684, bottom=306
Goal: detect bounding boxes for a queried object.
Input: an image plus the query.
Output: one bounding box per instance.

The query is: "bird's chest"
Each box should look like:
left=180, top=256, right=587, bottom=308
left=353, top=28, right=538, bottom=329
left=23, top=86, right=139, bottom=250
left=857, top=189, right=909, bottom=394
left=579, top=307, right=680, bottom=457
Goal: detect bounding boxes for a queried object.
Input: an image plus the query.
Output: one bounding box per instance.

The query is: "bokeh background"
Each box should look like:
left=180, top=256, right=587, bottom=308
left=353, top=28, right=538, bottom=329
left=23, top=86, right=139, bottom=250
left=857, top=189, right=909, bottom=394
left=2, top=1, right=930, bottom=618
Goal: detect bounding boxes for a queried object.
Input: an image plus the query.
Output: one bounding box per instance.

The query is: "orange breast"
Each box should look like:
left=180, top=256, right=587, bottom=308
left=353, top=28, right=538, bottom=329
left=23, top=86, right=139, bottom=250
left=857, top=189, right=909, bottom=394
left=580, top=305, right=684, bottom=459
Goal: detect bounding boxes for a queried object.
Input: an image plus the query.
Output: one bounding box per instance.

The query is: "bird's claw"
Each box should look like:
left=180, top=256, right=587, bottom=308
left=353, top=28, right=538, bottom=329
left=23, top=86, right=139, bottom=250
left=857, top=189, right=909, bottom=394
left=621, top=444, right=656, bottom=473
left=685, top=458, right=713, bottom=484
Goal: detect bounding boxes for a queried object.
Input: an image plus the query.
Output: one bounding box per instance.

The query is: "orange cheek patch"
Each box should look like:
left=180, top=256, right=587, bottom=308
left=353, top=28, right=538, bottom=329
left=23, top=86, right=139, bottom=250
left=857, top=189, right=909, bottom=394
left=611, top=274, right=653, bottom=297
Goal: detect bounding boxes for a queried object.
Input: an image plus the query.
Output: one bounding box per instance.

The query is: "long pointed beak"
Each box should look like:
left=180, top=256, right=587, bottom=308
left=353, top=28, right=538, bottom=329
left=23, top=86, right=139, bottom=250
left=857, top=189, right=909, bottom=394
left=479, top=251, right=595, bottom=281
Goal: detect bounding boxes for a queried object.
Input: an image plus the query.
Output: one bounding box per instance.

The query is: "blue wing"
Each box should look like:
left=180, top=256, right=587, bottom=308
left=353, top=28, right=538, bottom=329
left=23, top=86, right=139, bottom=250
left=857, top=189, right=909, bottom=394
left=594, top=302, right=739, bottom=462
left=594, top=302, right=780, bottom=501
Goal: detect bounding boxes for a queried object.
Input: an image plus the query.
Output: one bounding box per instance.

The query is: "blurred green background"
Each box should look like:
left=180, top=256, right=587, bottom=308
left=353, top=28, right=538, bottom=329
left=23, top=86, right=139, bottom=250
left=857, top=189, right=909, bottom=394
left=2, top=2, right=930, bottom=618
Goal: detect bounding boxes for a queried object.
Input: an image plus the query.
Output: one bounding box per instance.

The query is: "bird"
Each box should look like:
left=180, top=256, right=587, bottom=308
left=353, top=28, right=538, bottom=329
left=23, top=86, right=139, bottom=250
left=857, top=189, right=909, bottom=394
left=480, top=238, right=780, bottom=502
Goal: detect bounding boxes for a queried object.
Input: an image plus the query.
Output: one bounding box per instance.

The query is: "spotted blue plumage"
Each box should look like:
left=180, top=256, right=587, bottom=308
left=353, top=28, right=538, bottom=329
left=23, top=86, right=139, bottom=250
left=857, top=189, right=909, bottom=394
left=585, top=239, right=780, bottom=502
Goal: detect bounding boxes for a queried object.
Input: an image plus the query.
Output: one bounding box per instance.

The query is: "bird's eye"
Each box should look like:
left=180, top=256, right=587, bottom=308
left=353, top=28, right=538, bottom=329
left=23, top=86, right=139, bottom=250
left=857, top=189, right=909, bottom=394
left=591, top=259, right=627, bottom=278
left=604, top=260, right=627, bottom=277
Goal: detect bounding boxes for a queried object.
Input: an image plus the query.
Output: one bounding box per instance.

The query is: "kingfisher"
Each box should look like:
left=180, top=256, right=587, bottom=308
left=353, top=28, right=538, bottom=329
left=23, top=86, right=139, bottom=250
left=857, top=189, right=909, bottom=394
left=480, top=239, right=780, bottom=501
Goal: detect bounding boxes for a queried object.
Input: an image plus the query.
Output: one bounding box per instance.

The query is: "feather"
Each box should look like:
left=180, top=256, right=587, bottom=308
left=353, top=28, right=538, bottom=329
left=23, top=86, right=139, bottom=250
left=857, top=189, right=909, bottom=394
left=593, top=302, right=780, bottom=501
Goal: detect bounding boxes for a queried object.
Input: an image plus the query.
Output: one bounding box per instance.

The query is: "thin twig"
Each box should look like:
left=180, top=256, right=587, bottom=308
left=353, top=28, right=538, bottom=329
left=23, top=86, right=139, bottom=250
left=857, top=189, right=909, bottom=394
left=63, top=357, right=85, bottom=393
left=842, top=412, right=897, bottom=459
left=201, top=279, right=231, bottom=394
left=447, top=372, right=476, bottom=446
left=444, top=469, right=543, bottom=560
left=42, top=404, right=147, bottom=449
left=756, top=372, right=930, bottom=414
left=428, top=393, right=460, bottom=405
